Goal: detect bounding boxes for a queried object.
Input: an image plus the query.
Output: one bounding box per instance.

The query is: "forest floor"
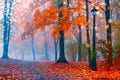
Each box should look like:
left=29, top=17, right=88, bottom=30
left=0, top=59, right=120, bottom=80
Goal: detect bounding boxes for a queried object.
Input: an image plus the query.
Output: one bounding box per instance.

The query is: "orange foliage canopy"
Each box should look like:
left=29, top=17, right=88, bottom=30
left=74, top=16, right=86, bottom=26
left=33, top=4, right=90, bottom=37
left=33, top=6, right=58, bottom=29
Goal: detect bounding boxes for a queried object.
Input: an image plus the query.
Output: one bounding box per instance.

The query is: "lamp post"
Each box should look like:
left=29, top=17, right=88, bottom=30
left=91, top=7, right=98, bottom=70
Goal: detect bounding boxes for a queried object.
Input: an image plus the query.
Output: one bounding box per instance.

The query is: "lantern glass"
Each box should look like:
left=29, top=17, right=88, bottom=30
left=91, top=7, right=98, bottom=16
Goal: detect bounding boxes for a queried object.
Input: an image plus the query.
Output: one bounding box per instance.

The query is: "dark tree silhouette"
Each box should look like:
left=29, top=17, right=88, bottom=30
left=78, top=25, right=82, bottom=62
left=105, top=0, right=112, bottom=70
left=85, top=0, right=92, bottom=67
left=56, top=0, right=68, bottom=63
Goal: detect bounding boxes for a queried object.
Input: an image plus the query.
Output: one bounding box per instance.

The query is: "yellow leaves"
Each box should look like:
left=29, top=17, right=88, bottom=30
left=108, top=19, right=113, bottom=23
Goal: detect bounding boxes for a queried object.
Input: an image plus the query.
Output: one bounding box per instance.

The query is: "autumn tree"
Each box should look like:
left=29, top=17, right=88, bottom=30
left=33, top=0, right=88, bottom=63
left=56, top=0, right=68, bottom=63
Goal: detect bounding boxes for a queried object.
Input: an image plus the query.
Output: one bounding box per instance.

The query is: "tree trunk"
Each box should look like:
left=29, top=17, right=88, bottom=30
left=78, top=26, right=82, bottom=62
left=31, top=36, right=36, bottom=60
left=2, top=0, right=14, bottom=59
left=105, top=0, right=112, bottom=42
left=56, top=0, right=68, bottom=63
left=56, top=31, right=68, bottom=63
left=2, top=0, right=8, bottom=59
left=44, top=32, right=49, bottom=60
left=105, top=0, right=112, bottom=69
left=54, top=36, right=58, bottom=61
left=85, top=0, right=92, bottom=67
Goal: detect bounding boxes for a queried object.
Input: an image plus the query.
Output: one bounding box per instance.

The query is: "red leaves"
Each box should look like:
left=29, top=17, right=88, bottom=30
left=0, top=73, right=14, bottom=80
left=0, top=59, right=120, bottom=79
left=97, top=39, right=114, bottom=70
left=51, top=61, right=120, bottom=79
left=97, top=40, right=113, bottom=57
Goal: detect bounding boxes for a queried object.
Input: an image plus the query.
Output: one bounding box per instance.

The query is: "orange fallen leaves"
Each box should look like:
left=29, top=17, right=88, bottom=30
left=50, top=61, right=120, bottom=79
left=0, top=59, right=120, bottom=79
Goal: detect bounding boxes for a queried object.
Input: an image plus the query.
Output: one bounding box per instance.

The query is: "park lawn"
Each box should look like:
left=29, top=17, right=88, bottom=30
left=0, top=59, right=120, bottom=80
